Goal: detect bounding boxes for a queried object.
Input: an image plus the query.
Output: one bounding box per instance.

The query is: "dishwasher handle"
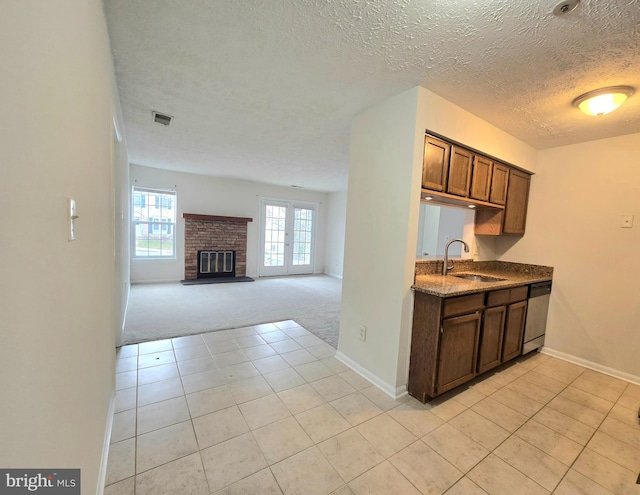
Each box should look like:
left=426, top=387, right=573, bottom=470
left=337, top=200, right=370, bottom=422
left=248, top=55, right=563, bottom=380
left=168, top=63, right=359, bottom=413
left=529, top=281, right=552, bottom=298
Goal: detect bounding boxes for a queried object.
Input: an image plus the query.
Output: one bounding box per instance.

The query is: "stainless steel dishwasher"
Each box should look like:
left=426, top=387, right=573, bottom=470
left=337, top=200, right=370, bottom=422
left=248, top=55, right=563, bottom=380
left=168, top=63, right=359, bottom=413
left=522, top=281, right=552, bottom=354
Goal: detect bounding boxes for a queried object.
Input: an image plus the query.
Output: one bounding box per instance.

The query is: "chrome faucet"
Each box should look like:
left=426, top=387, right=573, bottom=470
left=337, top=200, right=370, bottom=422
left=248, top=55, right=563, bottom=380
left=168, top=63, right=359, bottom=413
left=443, top=239, right=470, bottom=275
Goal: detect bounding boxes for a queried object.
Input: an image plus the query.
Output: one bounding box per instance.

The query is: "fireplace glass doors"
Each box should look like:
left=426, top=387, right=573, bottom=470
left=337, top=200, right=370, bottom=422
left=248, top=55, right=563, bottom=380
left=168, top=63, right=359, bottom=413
left=198, top=250, right=235, bottom=278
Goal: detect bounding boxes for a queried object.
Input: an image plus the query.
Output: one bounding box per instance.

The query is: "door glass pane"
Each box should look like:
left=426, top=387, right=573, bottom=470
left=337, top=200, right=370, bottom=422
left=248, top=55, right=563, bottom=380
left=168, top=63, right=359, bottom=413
left=292, top=208, right=313, bottom=265
left=264, top=205, right=286, bottom=267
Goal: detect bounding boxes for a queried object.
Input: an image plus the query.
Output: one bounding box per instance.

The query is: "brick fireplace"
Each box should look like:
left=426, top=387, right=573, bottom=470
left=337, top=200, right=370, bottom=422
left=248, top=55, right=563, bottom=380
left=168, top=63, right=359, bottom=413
left=182, top=213, right=252, bottom=280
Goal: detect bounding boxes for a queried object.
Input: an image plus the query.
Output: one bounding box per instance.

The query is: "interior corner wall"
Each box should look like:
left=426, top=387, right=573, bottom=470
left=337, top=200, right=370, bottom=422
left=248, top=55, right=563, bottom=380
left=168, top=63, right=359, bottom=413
left=112, top=89, right=131, bottom=348
left=0, top=1, right=120, bottom=493
left=493, top=132, right=640, bottom=379
left=325, top=191, right=347, bottom=278
left=129, top=165, right=329, bottom=283
left=338, top=86, right=539, bottom=395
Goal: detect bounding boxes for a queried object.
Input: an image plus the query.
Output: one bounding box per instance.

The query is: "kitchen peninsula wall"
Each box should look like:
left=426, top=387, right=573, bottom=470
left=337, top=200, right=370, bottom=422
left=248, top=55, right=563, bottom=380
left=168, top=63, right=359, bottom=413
left=338, top=86, right=538, bottom=398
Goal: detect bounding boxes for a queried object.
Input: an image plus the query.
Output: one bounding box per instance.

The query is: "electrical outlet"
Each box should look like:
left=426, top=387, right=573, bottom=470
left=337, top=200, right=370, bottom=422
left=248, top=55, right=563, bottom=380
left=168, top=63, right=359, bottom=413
left=358, top=325, right=367, bottom=341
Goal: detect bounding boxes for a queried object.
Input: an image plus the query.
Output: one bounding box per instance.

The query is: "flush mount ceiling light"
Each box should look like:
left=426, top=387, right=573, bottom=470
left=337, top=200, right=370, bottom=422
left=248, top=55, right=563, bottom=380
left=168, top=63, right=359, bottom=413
left=553, top=0, right=580, bottom=16
left=153, top=111, right=173, bottom=126
left=572, top=86, right=635, bottom=116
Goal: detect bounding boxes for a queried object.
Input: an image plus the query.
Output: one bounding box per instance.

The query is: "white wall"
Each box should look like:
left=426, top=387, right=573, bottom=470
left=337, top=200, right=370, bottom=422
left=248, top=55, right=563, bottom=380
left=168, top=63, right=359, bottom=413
left=338, top=87, right=424, bottom=395
left=339, top=86, right=538, bottom=396
left=494, top=133, right=640, bottom=380
left=0, top=2, right=124, bottom=493
left=113, top=106, right=131, bottom=347
left=435, top=207, right=467, bottom=256
left=421, top=91, right=538, bottom=173
left=130, top=165, right=329, bottom=282
left=324, top=191, right=347, bottom=278
left=422, top=205, right=441, bottom=256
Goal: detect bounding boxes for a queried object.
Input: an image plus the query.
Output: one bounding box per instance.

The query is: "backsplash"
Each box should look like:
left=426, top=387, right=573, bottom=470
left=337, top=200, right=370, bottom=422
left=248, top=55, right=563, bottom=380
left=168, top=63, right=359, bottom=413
left=415, top=259, right=553, bottom=279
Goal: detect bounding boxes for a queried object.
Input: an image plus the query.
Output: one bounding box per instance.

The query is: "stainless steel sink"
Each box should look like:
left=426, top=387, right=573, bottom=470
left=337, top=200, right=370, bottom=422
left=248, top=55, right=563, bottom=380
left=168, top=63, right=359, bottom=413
left=452, top=273, right=506, bottom=283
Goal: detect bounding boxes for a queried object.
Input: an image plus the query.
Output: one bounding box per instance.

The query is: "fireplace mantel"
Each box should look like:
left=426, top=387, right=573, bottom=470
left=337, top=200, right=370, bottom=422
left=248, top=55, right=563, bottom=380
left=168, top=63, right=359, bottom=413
left=182, top=213, right=253, bottom=223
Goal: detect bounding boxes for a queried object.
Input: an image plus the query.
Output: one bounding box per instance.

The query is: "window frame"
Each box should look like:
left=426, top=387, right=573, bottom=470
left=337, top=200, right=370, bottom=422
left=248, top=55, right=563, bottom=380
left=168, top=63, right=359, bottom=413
left=131, top=186, right=177, bottom=260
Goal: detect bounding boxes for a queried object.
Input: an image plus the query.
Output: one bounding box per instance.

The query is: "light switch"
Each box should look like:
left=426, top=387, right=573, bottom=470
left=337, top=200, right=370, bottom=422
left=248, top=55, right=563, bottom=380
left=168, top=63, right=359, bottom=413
left=69, top=198, right=78, bottom=241
left=620, top=215, right=634, bottom=228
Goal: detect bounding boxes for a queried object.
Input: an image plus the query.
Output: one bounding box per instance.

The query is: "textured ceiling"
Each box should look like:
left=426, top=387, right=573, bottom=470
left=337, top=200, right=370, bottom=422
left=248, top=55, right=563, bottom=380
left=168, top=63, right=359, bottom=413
left=104, top=0, right=640, bottom=192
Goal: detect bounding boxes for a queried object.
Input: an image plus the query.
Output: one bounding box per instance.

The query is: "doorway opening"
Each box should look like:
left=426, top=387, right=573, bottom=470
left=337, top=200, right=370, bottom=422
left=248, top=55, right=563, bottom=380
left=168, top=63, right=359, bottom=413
left=259, top=199, right=317, bottom=276
left=416, top=203, right=475, bottom=259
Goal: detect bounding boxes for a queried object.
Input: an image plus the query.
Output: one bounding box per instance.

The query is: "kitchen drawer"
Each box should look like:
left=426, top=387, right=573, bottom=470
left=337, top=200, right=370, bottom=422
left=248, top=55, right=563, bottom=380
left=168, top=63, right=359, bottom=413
left=486, top=289, right=510, bottom=307
left=509, top=286, right=528, bottom=303
left=443, top=293, right=485, bottom=317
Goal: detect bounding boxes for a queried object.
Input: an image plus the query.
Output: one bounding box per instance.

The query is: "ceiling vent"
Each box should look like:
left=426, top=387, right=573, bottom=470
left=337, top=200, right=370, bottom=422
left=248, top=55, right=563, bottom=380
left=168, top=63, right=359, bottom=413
left=153, top=111, right=173, bottom=126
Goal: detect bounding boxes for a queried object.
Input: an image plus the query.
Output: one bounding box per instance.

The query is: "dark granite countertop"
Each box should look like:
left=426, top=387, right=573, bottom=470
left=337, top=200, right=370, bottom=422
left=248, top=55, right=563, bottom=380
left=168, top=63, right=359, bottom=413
left=413, top=260, right=553, bottom=297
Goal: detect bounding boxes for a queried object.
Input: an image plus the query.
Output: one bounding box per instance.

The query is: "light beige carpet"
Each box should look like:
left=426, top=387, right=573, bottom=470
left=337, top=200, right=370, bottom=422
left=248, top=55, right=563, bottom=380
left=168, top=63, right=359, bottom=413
left=123, top=274, right=341, bottom=347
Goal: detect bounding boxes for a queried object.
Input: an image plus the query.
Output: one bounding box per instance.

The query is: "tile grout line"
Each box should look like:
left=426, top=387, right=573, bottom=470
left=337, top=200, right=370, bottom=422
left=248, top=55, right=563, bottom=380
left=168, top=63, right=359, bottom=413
left=442, top=360, right=598, bottom=494
left=482, top=362, right=630, bottom=494
left=111, top=337, right=637, bottom=494
left=489, top=364, right=583, bottom=494
left=544, top=373, right=624, bottom=494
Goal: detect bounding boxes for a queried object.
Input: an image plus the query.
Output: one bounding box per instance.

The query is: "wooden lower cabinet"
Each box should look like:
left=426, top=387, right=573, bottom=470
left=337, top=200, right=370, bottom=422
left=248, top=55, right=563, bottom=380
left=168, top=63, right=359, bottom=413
left=502, top=300, right=528, bottom=361
left=409, top=285, right=529, bottom=402
left=437, top=312, right=481, bottom=394
left=477, top=305, right=506, bottom=374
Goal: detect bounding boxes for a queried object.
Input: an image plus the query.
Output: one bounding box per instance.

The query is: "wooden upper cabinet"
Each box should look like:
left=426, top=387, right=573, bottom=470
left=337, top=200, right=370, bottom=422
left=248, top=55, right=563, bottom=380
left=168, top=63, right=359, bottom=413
left=422, top=136, right=450, bottom=192
left=470, top=155, right=493, bottom=202
left=446, top=146, right=473, bottom=197
left=422, top=133, right=532, bottom=236
left=490, top=163, right=509, bottom=205
left=502, top=169, right=530, bottom=235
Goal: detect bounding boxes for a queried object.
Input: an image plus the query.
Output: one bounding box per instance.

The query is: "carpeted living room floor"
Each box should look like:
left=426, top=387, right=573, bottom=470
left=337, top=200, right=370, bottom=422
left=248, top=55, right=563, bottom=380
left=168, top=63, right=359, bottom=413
left=123, top=275, right=342, bottom=348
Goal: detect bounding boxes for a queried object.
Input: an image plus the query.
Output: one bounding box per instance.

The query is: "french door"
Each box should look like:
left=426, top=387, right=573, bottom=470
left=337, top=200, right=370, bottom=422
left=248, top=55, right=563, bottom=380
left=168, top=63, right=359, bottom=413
left=259, top=199, right=316, bottom=276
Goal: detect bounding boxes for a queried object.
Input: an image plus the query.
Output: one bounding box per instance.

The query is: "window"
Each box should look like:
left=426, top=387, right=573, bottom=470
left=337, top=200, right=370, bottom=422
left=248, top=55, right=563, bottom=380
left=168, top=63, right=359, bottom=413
left=132, top=187, right=176, bottom=258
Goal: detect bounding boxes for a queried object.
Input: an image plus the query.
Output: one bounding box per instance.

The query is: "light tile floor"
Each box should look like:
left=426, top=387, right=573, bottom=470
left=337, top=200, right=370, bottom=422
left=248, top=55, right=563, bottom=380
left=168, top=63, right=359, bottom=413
left=106, top=320, right=640, bottom=494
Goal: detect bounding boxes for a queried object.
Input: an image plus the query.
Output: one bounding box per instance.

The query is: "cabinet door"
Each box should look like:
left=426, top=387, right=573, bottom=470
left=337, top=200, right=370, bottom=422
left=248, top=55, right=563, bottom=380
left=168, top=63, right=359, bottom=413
left=446, top=146, right=473, bottom=197
left=502, top=170, right=530, bottom=235
left=477, top=306, right=506, bottom=374
left=470, top=155, right=492, bottom=202
left=423, top=136, right=450, bottom=192
left=490, top=163, right=509, bottom=205
left=502, top=300, right=527, bottom=362
left=437, top=312, right=481, bottom=394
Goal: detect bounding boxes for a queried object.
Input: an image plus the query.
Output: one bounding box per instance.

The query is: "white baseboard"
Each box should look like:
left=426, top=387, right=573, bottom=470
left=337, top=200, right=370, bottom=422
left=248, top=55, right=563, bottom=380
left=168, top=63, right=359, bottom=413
left=131, top=279, right=180, bottom=285
left=96, top=391, right=116, bottom=495
left=335, top=351, right=407, bottom=399
left=541, top=346, right=640, bottom=386
left=117, top=284, right=130, bottom=348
